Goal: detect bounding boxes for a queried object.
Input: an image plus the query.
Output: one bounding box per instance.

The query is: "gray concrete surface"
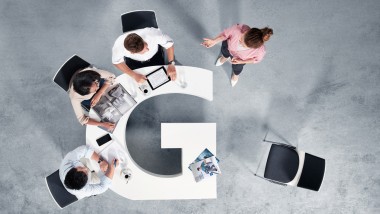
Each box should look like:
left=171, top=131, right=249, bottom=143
left=1, top=0, right=379, bottom=213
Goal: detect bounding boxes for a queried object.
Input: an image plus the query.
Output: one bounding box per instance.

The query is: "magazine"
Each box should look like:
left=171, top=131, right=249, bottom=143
left=92, top=83, right=137, bottom=126
left=188, top=148, right=220, bottom=171
left=189, top=156, right=221, bottom=182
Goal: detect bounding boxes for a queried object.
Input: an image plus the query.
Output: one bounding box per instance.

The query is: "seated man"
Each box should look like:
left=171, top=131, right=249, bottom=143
left=68, top=67, right=115, bottom=131
left=59, top=145, right=119, bottom=199
left=112, top=27, right=177, bottom=83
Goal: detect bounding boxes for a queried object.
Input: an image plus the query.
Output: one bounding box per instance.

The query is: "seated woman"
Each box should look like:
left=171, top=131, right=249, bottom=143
left=68, top=67, right=116, bottom=131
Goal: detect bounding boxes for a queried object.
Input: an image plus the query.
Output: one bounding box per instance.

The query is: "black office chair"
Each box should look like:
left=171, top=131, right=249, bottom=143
left=121, top=10, right=172, bottom=69
left=121, top=10, right=158, bottom=33
left=254, top=131, right=326, bottom=191
left=53, top=55, right=92, bottom=111
left=45, top=170, right=78, bottom=209
left=53, top=55, right=91, bottom=92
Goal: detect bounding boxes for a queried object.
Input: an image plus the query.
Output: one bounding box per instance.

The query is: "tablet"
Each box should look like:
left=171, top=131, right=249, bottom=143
left=146, top=66, right=171, bottom=90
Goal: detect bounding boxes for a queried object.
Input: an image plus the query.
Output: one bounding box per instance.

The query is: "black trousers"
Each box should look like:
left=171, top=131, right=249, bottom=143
left=220, top=41, right=245, bottom=75
left=124, top=45, right=165, bottom=70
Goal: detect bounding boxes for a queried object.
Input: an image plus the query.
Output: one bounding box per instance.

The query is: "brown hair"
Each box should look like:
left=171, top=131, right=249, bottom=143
left=244, top=27, right=273, bottom=48
left=124, top=33, right=144, bottom=53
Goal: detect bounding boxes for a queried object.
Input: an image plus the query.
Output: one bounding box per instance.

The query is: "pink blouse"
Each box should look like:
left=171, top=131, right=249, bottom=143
left=219, top=24, right=266, bottom=63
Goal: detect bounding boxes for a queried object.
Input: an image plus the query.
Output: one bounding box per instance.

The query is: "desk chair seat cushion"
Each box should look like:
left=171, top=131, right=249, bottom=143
left=264, top=144, right=299, bottom=183
left=46, top=170, right=78, bottom=208
left=297, top=153, right=325, bottom=191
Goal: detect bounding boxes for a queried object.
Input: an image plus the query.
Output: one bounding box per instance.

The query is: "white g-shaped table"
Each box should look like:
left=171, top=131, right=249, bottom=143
left=86, top=66, right=216, bottom=200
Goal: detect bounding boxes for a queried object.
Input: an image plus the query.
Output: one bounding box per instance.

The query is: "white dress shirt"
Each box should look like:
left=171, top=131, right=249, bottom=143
left=59, top=145, right=112, bottom=199
left=112, top=27, right=173, bottom=64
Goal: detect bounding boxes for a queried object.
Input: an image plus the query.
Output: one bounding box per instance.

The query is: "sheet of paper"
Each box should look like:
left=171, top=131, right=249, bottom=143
left=100, top=142, right=128, bottom=164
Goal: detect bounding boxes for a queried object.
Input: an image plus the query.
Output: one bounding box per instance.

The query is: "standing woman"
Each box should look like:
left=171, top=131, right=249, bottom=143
left=202, top=24, right=273, bottom=87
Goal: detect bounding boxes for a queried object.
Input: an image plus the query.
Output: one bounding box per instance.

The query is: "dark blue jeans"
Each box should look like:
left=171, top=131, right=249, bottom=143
left=221, top=40, right=246, bottom=75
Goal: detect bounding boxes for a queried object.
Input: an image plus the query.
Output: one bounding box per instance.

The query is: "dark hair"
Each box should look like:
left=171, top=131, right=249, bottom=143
left=73, top=70, right=101, bottom=96
left=244, top=27, right=273, bottom=48
left=124, top=33, right=144, bottom=53
left=64, top=168, right=88, bottom=190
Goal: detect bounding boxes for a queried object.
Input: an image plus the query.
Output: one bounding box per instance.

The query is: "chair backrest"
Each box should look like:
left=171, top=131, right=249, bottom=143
left=53, top=55, right=91, bottom=92
left=121, top=10, right=158, bottom=33
left=45, top=170, right=78, bottom=209
left=297, top=153, right=325, bottom=191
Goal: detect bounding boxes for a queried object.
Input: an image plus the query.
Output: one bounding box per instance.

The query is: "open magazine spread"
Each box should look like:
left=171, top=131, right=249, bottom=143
left=188, top=148, right=221, bottom=182
left=92, top=83, right=136, bottom=126
left=189, top=156, right=221, bottom=182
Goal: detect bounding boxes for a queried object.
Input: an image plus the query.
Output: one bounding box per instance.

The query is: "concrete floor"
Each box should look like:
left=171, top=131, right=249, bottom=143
left=1, top=0, right=379, bottom=213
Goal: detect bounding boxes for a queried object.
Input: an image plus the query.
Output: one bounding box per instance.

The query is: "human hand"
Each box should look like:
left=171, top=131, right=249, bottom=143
left=167, top=64, right=177, bottom=81
left=90, top=92, right=102, bottom=107
left=201, top=38, right=216, bottom=48
left=133, top=73, right=147, bottom=84
left=99, top=160, right=108, bottom=172
left=102, top=122, right=115, bottom=131
left=109, top=158, right=119, bottom=168
left=231, top=58, right=245, bottom=64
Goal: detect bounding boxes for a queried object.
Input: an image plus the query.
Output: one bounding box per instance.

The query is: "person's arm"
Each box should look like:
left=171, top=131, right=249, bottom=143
left=113, top=62, right=147, bottom=83
left=165, top=45, right=177, bottom=80
left=105, top=158, right=119, bottom=179
left=202, top=24, right=240, bottom=48
left=90, top=81, right=110, bottom=107
left=91, top=151, right=109, bottom=172
left=59, top=146, right=94, bottom=182
left=73, top=99, right=114, bottom=131
left=152, top=28, right=177, bottom=80
left=79, top=174, right=112, bottom=197
left=90, top=68, right=116, bottom=107
left=201, top=35, right=226, bottom=48
left=166, top=45, right=175, bottom=64
left=90, top=151, right=102, bottom=162
left=112, top=36, right=147, bottom=83
left=77, top=158, right=119, bottom=198
left=231, top=49, right=266, bottom=65
left=86, top=119, right=115, bottom=131
left=70, top=97, right=115, bottom=131
left=231, top=58, right=255, bottom=64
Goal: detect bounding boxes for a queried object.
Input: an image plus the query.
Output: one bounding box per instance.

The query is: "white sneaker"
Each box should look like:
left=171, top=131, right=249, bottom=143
left=215, top=56, right=229, bottom=66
